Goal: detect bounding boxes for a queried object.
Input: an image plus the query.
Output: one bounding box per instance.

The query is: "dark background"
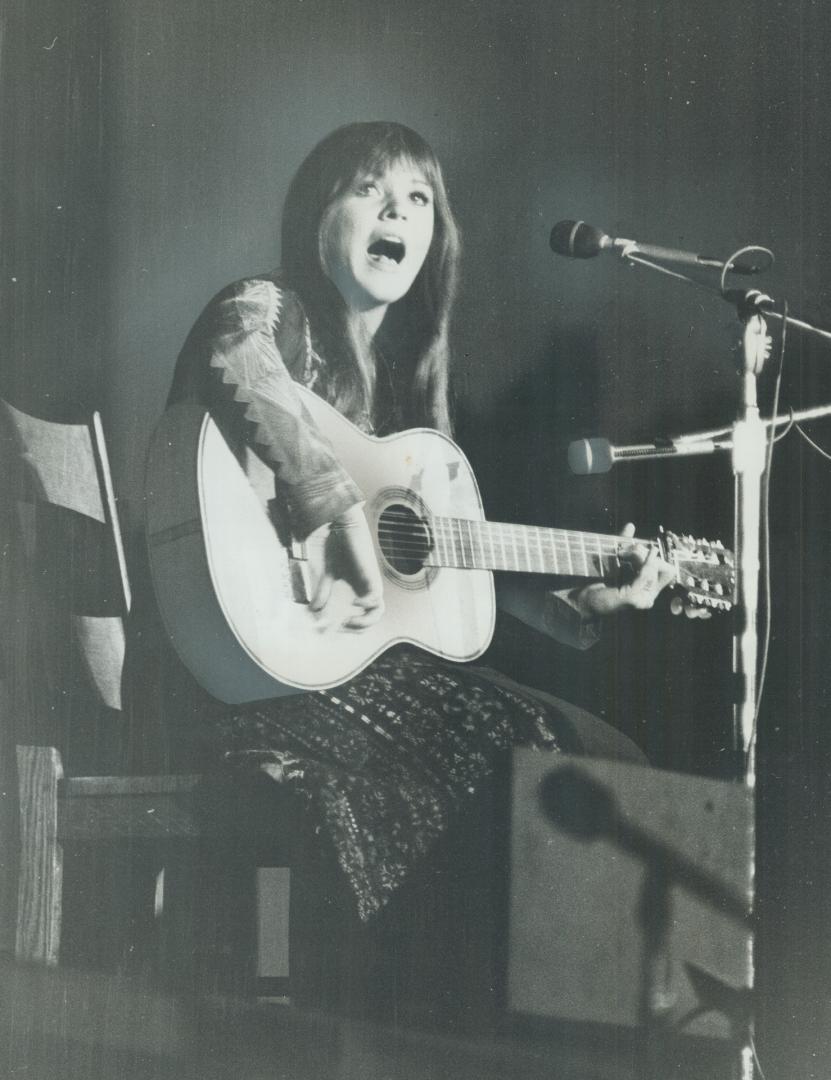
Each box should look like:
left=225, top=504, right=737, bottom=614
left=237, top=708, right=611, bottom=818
left=3, top=0, right=831, bottom=1074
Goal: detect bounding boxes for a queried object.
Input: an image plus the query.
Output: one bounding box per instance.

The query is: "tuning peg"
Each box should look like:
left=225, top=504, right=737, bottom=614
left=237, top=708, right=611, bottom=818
left=671, top=595, right=712, bottom=619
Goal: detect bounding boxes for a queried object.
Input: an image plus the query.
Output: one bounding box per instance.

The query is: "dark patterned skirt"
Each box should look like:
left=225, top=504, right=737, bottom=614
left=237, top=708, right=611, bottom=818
left=211, top=644, right=640, bottom=922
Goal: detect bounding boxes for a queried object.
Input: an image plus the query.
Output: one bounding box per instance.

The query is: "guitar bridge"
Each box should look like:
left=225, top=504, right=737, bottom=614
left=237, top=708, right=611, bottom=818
left=267, top=496, right=311, bottom=603
left=289, top=539, right=310, bottom=603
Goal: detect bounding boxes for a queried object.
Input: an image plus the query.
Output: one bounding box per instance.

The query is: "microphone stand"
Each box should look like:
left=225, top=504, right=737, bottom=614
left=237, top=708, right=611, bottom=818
left=562, top=242, right=831, bottom=1077
left=731, top=295, right=771, bottom=787
left=730, top=293, right=769, bottom=1080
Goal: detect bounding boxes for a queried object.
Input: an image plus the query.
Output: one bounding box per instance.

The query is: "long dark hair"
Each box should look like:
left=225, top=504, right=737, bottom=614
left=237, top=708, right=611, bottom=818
left=281, top=121, right=460, bottom=433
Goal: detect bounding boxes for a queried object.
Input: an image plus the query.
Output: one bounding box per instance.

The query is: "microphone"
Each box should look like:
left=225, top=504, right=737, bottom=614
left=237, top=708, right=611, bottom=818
left=549, top=219, right=764, bottom=275
left=570, top=400, right=831, bottom=474
left=568, top=435, right=730, bottom=475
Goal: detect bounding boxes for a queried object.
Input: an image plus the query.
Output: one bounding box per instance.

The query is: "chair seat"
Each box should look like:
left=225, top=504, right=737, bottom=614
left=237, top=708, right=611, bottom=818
left=16, top=746, right=296, bottom=970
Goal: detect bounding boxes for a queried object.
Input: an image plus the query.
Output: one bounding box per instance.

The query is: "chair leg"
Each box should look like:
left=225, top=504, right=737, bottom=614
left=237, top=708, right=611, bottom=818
left=16, top=746, right=63, bottom=964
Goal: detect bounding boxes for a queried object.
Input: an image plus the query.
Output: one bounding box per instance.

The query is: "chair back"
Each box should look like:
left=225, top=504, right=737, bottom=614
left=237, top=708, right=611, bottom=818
left=0, top=401, right=131, bottom=712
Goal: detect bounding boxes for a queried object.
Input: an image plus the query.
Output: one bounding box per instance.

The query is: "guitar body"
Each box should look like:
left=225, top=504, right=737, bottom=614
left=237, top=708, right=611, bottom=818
left=145, top=388, right=495, bottom=703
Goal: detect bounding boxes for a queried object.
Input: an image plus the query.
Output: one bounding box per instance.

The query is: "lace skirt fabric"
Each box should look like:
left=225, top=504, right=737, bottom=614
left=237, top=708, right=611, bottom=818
left=212, top=645, right=565, bottom=920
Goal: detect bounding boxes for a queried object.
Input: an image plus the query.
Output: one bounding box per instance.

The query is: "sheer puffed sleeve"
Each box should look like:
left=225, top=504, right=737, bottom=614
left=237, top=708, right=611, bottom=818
left=170, top=277, right=363, bottom=539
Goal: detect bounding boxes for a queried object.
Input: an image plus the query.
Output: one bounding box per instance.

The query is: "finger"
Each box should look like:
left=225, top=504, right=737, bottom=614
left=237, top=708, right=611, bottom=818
left=621, top=584, right=657, bottom=610
left=309, top=571, right=334, bottom=614
left=619, top=527, right=651, bottom=569
left=634, top=546, right=671, bottom=585
left=628, top=544, right=657, bottom=576
left=639, top=551, right=676, bottom=595
left=343, top=594, right=385, bottom=630
left=625, top=553, right=663, bottom=608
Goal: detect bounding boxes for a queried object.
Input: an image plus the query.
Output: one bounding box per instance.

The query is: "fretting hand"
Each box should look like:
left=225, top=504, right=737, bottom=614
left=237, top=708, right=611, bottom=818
left=571, top=522, right=675, bottom=618
left=308, top=504, right=385, bottom=630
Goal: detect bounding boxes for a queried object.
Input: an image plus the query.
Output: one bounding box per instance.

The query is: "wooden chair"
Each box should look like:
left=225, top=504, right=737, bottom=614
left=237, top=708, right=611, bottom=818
left=0, top=399, right=291, bottom=992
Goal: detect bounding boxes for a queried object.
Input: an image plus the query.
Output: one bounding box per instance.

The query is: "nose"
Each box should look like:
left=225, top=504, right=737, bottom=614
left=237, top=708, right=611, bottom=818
left=380, top=190, right=407, bottom=220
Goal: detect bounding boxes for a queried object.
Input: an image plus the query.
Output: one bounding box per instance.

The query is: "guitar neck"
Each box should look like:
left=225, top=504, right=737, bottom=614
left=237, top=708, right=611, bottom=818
left=423, top=517, right=656, bottom=578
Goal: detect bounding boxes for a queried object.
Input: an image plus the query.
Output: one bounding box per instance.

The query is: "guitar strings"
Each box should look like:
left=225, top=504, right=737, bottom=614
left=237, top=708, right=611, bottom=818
left=375, top=511, right=722, bottom=559
left=375, top=511, right=645, bottom=552
left=375, top=517, right=727, bottom=584
left=374, top=515, right=650, bottom=567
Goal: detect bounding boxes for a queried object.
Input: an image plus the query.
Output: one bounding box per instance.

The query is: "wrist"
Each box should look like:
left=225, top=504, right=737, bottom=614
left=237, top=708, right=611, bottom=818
left=330, top=502, right=366, bottom=531
left=568, top=584, right=597, bottom=620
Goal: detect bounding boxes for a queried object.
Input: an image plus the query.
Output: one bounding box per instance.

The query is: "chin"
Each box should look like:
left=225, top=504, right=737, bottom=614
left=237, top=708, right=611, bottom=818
left=358, top=279, right=415, bottom=308
left=378, top=285, right=413, bottom=305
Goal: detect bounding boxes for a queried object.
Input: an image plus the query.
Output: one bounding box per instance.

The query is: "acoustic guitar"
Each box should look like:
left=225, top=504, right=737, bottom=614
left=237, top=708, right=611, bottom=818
left=145, top=387, right=733, bottom=704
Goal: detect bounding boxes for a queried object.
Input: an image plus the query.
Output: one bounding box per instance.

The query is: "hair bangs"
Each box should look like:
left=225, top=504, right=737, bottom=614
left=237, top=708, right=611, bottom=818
left=331, top=124, right=443, bottom=201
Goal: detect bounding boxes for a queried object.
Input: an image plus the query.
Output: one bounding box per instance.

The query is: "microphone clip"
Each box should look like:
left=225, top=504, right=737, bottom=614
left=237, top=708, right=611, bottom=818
left=722, top=288, right=775, bottom=322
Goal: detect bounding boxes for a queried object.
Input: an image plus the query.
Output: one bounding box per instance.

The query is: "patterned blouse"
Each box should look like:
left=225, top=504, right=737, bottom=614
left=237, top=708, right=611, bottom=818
left=168, top=273, right=603, bottom=919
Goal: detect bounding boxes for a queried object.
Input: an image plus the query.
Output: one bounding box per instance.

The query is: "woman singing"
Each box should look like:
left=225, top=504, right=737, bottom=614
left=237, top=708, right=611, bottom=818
left=166, top=121, right=671, bottom=1029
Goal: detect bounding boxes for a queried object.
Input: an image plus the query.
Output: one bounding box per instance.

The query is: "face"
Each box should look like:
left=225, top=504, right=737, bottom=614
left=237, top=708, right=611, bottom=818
left=320, top=159, right=435, bottom=318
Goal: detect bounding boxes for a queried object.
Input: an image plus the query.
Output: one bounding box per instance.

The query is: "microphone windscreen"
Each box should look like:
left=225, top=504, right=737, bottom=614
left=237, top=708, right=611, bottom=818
left=568, top=437, right=614, bottom=475
left=549, top=220, right=607, bottom=258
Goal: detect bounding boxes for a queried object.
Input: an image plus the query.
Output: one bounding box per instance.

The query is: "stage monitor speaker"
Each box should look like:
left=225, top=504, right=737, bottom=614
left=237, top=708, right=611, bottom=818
left=508, top=754, right=753, bottom=1039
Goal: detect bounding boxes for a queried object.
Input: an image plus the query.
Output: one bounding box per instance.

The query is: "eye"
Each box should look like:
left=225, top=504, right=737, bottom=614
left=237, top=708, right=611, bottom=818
left=356, top=179, right=380, bottom=196
left=410, top=189, right=432, bottom=206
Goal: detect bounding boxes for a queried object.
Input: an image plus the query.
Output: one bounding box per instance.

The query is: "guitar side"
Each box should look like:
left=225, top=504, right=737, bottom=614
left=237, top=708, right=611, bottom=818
left=145, top=391, right=495, bottom=704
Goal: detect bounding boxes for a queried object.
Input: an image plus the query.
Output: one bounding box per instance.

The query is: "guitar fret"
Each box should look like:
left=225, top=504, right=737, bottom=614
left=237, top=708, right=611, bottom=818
left=452, top=518, right=463, bottom=567
left=434, top=518, right=446, bottom=566
left=547, top=529, right=561, bottom=575
left=470, top=520, right=483, bottom=568
left=565, top=530, right=574, bottom=574
left=591, top=535, right=604, bottom=577
left=535, top=527, right=545, bottom=574
left=550, top=531, right=561, bottom=575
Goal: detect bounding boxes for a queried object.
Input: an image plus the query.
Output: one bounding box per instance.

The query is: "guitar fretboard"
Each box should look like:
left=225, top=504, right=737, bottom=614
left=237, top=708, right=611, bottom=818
left=420, top=517, right=655, bottom=577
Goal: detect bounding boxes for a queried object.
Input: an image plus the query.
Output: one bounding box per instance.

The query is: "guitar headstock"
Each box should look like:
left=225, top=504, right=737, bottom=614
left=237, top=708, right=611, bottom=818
left=659, top=530, right=735, bottom=614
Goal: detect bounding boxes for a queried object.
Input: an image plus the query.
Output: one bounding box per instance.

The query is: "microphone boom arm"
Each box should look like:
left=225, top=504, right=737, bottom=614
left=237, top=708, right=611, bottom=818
left=568, top=401, right=831, bottom=474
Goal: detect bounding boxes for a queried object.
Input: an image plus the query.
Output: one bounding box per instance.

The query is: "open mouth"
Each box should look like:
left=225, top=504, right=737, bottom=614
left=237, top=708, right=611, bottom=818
left=367, top=236, right=406, bottom=265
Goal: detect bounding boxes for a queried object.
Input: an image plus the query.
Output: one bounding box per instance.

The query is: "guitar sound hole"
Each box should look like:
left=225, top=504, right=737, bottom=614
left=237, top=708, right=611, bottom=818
left=378, top=503, right=432, bottom=576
